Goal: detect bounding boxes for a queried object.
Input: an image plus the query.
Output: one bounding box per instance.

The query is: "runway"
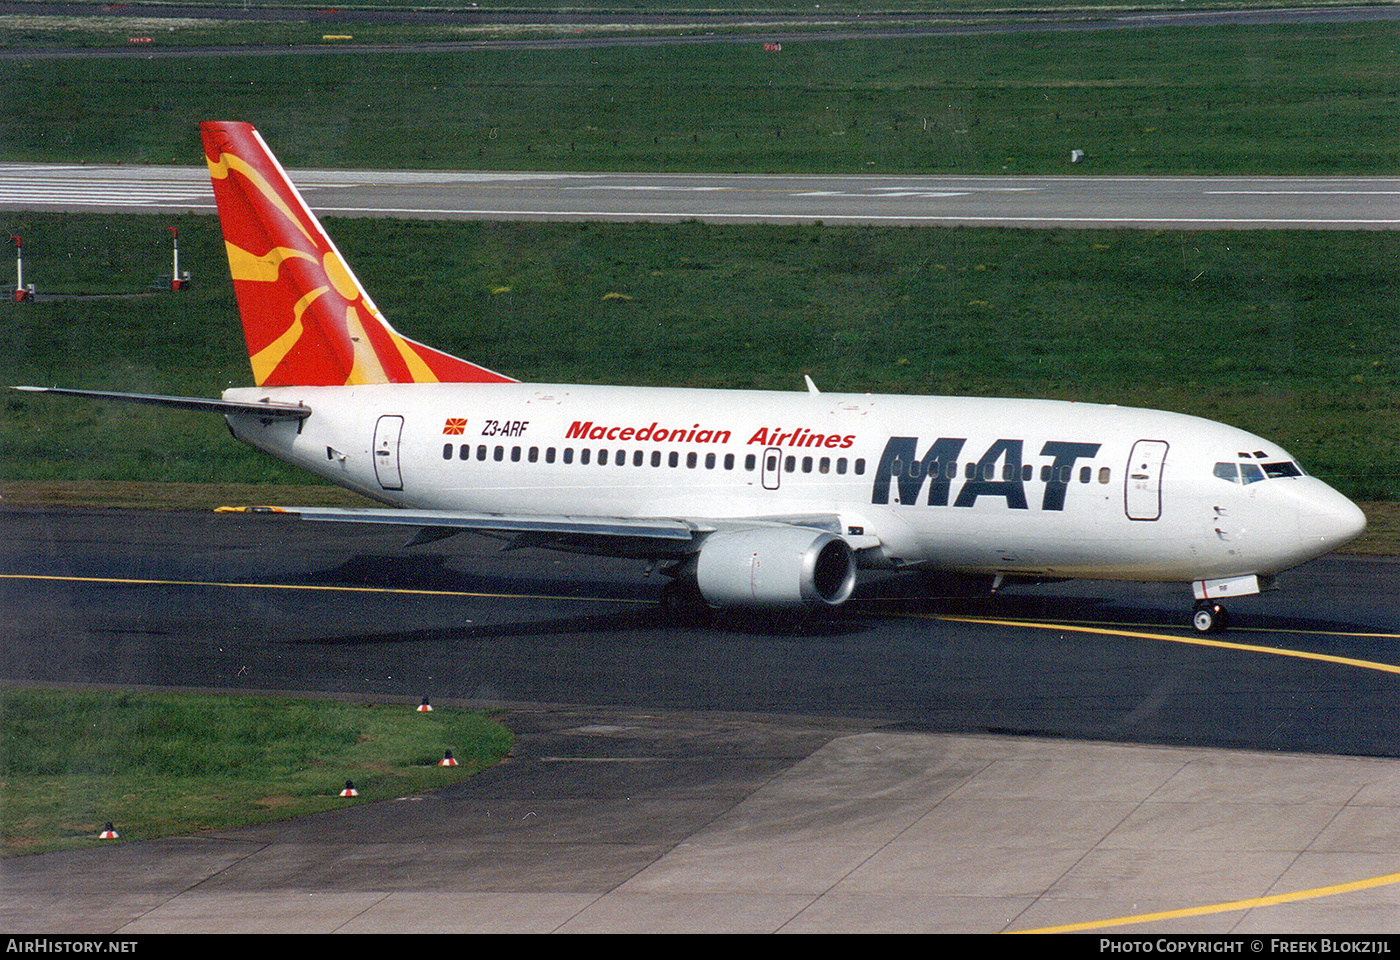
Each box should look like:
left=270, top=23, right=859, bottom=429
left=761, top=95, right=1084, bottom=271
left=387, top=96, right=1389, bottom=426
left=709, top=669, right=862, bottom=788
left=2, top=506, right=1400, bottom=932
left=3, top=164, right=1398, bottom=229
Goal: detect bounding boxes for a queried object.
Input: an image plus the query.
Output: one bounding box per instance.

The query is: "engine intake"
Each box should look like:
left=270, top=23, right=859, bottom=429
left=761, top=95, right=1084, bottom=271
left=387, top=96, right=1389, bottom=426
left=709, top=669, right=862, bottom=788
left=694, top=527, right=857, bottom=609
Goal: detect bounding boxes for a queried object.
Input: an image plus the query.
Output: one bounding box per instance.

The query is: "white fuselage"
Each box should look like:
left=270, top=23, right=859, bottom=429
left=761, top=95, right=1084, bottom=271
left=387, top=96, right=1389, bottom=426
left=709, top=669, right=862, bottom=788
left=224, top=382, right=1365, bottom=585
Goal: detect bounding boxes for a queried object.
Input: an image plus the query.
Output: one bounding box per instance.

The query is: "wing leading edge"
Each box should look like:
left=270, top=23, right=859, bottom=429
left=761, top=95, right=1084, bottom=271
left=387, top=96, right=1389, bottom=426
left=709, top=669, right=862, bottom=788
left=214, top=505, right=879, bottom=563
left=218, top=504, right=708, bottom=558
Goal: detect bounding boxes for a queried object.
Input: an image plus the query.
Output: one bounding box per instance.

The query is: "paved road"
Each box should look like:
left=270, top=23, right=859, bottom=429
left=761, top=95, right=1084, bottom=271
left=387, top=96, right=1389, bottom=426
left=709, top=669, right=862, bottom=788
left=3, top=507, right=1400, bottom=933
left=4, top=164, right=1398, bottom=229
left=2, top=3, right=1397, bottom=59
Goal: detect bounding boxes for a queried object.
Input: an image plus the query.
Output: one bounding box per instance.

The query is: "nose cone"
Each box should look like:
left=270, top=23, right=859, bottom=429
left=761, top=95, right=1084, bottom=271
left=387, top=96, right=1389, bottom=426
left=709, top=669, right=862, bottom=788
left=1297, top=483, right=1367, bottom=555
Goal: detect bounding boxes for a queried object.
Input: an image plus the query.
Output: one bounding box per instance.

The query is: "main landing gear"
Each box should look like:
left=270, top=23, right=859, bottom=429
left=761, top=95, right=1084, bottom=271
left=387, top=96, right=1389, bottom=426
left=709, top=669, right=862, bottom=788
left=1191, top=600, right=1230, bottom=635
left=658, top=578, right=714, bottom=624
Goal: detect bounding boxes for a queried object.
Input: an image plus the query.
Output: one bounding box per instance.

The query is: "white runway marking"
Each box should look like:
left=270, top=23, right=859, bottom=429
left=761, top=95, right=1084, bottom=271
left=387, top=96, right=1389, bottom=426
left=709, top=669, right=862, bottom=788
left=0, top=175, right=213, bottom=206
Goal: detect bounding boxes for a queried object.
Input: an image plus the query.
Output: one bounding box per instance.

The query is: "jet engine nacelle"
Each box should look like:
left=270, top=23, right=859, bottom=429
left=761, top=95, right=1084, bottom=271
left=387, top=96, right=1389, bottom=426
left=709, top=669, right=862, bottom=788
left=694, top=527, right=857, bottom=609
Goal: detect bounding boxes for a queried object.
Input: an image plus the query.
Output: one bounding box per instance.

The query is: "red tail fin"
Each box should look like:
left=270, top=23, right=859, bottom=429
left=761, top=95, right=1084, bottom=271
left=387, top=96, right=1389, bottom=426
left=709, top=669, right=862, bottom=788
left=200, top=121, right=515, bottom=388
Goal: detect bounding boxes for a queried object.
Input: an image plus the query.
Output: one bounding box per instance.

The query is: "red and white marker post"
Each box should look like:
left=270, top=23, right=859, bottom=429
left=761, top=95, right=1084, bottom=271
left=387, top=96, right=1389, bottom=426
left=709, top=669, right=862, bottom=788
left=168, top=227, right=190, bottom=290
left=11, top=235, right=31, bottom=301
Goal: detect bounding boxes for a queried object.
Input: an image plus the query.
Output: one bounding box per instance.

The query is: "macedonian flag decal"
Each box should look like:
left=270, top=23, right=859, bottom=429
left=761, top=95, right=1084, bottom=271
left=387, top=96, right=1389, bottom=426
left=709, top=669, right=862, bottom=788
left=200, top=121, right=515, bottom=389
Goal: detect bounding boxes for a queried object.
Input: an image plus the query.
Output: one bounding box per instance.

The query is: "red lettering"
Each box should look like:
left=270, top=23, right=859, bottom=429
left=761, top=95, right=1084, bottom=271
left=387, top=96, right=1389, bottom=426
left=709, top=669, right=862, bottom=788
left=565, top=419, right=733, bottom=443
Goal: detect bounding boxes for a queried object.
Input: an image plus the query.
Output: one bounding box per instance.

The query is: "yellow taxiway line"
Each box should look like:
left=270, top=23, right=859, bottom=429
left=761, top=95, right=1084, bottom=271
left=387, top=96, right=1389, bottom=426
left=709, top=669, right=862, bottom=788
left=1012, top=870, right=1400, bottom=934
left=940, top=615, right=1400, bottom=674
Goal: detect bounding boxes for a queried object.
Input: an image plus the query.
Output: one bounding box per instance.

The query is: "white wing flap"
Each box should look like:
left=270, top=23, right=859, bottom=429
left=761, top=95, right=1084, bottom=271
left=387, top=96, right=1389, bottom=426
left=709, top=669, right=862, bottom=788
left=248, top=505, right=698, bottom=540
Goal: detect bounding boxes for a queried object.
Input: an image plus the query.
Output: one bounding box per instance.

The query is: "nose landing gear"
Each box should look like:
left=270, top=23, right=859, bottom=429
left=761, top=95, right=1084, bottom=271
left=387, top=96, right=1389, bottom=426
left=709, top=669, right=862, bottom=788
left=1192, top=600, right=1229, bottom=634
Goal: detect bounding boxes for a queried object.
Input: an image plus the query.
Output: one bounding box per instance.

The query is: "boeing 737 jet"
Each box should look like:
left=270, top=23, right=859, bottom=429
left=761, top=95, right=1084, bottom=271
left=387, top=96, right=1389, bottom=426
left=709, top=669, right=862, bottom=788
left=16, top=122, right=1368, bottom=633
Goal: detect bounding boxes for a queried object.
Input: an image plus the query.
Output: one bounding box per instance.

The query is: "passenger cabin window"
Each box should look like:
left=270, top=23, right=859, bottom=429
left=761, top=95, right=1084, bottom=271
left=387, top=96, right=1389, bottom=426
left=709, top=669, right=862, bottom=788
left=452, top=443, right=874, bottom=480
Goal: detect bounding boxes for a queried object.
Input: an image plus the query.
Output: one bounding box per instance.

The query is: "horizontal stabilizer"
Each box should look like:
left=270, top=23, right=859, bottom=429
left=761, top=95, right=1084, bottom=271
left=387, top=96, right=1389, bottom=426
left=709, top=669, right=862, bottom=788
left=12, top=386, right=312, bottom=419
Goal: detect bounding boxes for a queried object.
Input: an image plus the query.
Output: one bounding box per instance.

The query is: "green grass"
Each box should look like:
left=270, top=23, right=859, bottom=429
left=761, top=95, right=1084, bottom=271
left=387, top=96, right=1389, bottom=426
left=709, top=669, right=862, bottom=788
left=0, top=686, right=514, bottom=856
left=1, top=212, right=1396, bottom=502
left=0, top=21, right=1396, bottom=175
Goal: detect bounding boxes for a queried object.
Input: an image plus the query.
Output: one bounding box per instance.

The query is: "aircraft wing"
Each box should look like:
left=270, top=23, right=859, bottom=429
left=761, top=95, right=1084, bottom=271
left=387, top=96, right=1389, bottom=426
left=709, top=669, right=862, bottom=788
left=12, top=386, right=311, bottom=420
left=216, top=505, right=880, bottom=559
left=218, top=504, right=711, bottom=558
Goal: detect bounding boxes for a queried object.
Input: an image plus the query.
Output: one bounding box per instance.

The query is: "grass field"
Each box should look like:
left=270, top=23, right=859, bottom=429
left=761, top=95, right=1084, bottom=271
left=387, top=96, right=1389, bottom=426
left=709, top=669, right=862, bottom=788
left=0, top=20, right=1396, bottom=175
left=0, top=687, right=513, bottom=855
left=2, top=212, right=1396, bottom=503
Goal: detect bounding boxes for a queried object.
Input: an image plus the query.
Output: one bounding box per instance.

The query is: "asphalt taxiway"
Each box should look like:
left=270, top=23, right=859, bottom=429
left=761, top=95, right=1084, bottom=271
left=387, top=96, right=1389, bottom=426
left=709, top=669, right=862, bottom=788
left=2, top=506, right=1399, bottom=933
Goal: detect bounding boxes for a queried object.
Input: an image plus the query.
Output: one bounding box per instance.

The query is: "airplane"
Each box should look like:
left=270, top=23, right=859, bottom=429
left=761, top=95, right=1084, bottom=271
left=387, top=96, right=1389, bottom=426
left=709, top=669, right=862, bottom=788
left=14, top=121, right=1368, bottom=634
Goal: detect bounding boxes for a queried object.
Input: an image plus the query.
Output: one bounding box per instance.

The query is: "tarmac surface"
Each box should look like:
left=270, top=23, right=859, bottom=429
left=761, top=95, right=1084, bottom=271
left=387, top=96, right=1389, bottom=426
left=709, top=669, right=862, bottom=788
left=3, top=165, right=1398, bottom=230
left=2, top=506, right=1399, bottom=933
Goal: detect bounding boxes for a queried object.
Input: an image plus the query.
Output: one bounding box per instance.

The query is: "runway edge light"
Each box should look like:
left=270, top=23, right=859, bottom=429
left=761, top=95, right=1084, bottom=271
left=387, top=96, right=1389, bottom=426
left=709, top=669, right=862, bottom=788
left=439, top=750, right=458, bottom=767
left=98, top=822, right=119, bottom=839
left=340, top=780, right=359, bottom=798
left=417, top=697, right=433, bottom=713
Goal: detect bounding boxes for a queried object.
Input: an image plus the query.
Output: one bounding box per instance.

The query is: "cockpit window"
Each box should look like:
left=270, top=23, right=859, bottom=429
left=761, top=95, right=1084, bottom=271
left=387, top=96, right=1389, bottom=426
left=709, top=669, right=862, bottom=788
left=1214, top=460, right=1303, bottom=484
left=1263, top=461, right=1303, bottom=479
